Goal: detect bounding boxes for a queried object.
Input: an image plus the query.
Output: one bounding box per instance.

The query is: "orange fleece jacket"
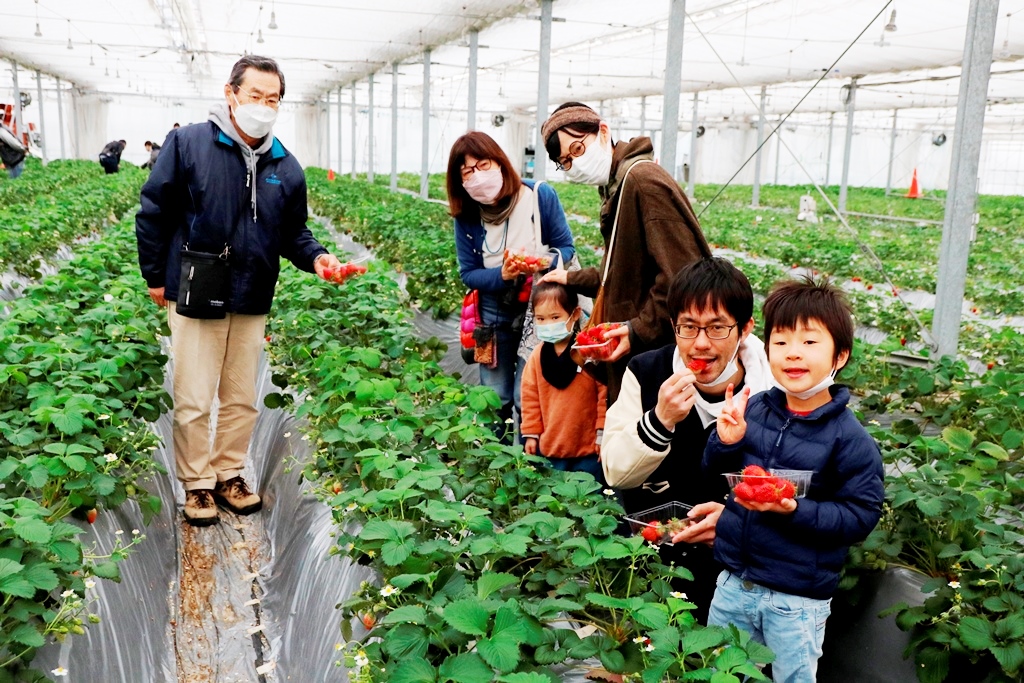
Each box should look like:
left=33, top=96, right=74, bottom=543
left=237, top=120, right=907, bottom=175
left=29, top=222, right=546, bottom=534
left=520, top=344, right=607, bottom=458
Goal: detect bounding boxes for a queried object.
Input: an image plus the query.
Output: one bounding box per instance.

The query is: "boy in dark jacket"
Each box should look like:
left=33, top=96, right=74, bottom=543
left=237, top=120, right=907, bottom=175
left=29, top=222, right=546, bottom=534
left=703, top=277, right=884, bottom=683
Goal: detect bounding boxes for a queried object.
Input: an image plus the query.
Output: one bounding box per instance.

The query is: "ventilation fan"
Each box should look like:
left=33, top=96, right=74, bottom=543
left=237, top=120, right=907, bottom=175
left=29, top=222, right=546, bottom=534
left=491, top=113, right=505, bottom=127
left=932, top=133, right=947, bottom=147
left=695, top=125, right=705, bottom=138
left=20, top=91, right=32, bottom=108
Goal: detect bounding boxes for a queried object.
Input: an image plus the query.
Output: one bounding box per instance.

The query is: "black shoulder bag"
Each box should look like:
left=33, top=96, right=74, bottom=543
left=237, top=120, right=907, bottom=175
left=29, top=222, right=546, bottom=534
left=176, top=229, right=233, bottom=319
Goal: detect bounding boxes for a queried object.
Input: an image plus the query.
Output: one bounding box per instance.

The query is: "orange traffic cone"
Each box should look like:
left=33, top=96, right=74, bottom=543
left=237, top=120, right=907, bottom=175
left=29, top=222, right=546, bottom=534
left=904, top=168, right=922, bottom=199
left=327, top=168, right=336, bottom=181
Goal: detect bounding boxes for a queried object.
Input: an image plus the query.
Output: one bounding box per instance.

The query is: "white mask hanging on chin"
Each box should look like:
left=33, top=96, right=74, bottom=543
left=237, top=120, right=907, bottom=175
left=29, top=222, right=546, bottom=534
left=695, top=338, right=741, bottom=389
left=776, top=368, right=838, bottom=401
left=232, top=94, right=277, bottom=139
left=564, top=134, right=613, bottom=186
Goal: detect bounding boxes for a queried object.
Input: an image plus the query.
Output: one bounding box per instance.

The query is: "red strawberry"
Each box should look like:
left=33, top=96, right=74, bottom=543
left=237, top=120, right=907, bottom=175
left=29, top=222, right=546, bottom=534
left=971, top=307, right=979, bottom=314
left=322, top=268, right=334, bottom=281
left=866, top=283, right=873, bottom=290
left=752, top=484, right=778, bottom=503
left=332, top=481, right=342, bottom=494
left=792, top=263, right=799, bottom=269
left=265, top=335, right=272, bottom=342
left=86, top=508, right=98, bottom=524
left=900, top=337, right=907, bottom=346
left=742, top=465, right=769, bottom=480
left=688, top=358, right=709, bottom=372
left=851, top=276, right=861, bottom=282
left=776, top=479, right=796, bottom=500
left=360, top=612, right=376, bottom=629
left=640, top=525, right=660, bottom=543
left=987, top=362, right=995, bottom=370
left=734, top=482, right=756, bottom=501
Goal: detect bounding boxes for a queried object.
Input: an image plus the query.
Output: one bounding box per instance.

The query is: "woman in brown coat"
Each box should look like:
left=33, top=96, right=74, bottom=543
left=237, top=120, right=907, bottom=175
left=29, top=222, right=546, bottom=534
left=540, top=102, right=711, bottom=404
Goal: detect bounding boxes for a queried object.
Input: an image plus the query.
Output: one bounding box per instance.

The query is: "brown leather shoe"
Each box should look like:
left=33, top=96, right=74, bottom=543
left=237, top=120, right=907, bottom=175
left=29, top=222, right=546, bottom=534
left=213, top=476, right=262, bottom=515
left=183, top=489, right=219, bottom=526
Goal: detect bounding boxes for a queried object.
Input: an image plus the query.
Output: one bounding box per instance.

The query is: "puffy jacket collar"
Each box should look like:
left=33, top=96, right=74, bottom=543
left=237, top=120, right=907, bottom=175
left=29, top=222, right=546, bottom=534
left=215, top=129, right=286, bottom=159
left=762, top=385, right=851, bottom=421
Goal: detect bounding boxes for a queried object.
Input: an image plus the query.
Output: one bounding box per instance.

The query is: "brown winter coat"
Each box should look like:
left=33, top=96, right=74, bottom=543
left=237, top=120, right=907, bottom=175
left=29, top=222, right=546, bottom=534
left=565, top=136, right=711, bottom=404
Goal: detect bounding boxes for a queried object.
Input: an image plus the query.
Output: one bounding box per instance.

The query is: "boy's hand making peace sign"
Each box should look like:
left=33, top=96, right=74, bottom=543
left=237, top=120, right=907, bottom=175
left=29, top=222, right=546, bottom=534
left=716, top=383, right=751, bottom=445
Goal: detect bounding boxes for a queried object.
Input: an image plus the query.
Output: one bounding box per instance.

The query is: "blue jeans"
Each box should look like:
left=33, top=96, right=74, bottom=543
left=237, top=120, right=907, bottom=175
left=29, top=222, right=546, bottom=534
left=707, top=571, right=831, bottom=683
left=7, top=160, right=24, bottom=178
left=477, top=323, right=525, bottom=443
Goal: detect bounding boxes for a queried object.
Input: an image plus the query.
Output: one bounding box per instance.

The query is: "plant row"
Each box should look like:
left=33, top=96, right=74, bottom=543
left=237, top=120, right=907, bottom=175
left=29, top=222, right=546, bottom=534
left=0, top=217, right=169, bottom=682
left=261, top=221, right=772, bottom=683
left=0, top=166, right=147, bottom=280
left=0, top=159, right=105, bottom=210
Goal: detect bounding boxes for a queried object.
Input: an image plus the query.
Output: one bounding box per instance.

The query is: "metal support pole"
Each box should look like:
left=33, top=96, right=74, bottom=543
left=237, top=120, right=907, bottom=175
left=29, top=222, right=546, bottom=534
left=324, top=94, right=330, bottom=171
left=640, top=95, right=647, bottom=138
left=11, top=61, right=24, bottom=140
left=56, top=77, right=65, bottom=159
left=391, top=62, right=399, bottom=192
left=342, top=87, right=346, bottom=176
left=351, top=85, right=358, bottom=179
left=660, top=0, right=687, bottom=178
left=825, top=112, right=834, bottom=186
left=367, top=73, right=375, bottom=183
left=468, top=30, right=478, bottom=131
left=885, top=109, right=898, bottom=194
left=752, top=85, right=766, bottom=208
left=838, top=77, right=858, bottom=213
left=687, top=92, right=698, bottom=197
left=421, top=49, right=431, bottom=199
left=933, top=0, right=998, bottom=359
left=535, top=0, right=553, bottom=182
left=35, top=70, right=47, bottom=164
left=774, top=119, right=782, bottom=185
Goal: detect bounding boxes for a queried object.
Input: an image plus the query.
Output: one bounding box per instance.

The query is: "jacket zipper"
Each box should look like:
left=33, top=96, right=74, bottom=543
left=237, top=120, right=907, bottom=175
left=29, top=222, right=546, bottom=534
left=740, top=416, right=793, bottom=577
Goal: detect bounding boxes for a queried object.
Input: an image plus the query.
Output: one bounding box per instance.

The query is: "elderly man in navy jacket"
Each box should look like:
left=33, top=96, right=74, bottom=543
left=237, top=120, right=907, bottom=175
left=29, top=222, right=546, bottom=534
left=136, top=55, right=343, bottom=526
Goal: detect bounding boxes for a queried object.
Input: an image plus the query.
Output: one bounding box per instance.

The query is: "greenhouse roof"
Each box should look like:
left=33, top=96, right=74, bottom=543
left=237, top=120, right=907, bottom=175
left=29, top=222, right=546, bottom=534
left=2, top=0, right=1023, bottom=122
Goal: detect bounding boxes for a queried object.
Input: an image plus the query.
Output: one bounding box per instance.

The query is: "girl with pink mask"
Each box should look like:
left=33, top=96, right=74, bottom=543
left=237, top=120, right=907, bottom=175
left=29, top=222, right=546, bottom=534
left=448, top=131, right=576, bottom=442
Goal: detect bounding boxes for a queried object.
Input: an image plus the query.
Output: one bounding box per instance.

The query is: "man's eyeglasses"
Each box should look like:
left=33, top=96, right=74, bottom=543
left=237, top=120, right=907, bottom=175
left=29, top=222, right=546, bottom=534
left=235, top=86, right=281, bottom=108
left=674, top=323, right=736, bottom=340
left=555, top=135, right=591, bottom=172
left=460, top=158, right=494, bottom=181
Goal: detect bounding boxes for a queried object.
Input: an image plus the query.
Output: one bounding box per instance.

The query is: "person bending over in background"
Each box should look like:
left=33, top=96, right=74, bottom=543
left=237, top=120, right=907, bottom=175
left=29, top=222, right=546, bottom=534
left=136, top=55, right=344, bottom=526
left=99, top=139, right=126, bottom=174
left=704, top=276, right=884, bottom=682
left=448, top=131, right=575, bottom=441
left=539, top=102, right=711, bottom=405
left=0, top=122, right=27, bottom=179
left=602, top=257, right=774, bottom=623
left=141, top=140, right=161, bottom=170
left=520, top=281, right=606, bottom=481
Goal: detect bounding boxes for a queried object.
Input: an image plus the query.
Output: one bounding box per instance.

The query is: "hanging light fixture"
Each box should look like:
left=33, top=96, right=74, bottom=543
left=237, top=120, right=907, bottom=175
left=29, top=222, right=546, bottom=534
left=884, top=9, right=897, bottom=32
left=90, top=40, right=95, bottom=66
left=999, top=13, right=1012, bottom=59
left=34, top=0, right=42, bottom=37
left=257, top=29, right=265, bottom=44
left=66, top=20, right=73, bottom=49
left=268, top=0, right=278, bottom=29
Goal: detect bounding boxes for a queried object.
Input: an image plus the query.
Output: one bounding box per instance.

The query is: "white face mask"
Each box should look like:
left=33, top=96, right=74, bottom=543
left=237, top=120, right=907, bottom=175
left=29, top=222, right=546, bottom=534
left=695, top=338, right=741, bottom=389
left=232, top=94, right=277, bottom=139
left=564, top=134, right=613, bottom=186
left=463, top=167, right=504, bottom=205
left=776, top=368, right=837, bottom=400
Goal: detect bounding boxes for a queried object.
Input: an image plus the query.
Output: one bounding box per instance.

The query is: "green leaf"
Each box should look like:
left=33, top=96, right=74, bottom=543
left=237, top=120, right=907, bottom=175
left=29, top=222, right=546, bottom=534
left=438, top=652, right=494, bottom=683
left=64, top=454, right=89, bottom=472
left=497, top=674, right=551, bottom=683
left=8, top=623, right=45, bottom=648
left=744, top=639, right=775, bottom=664
left=936, top=543, right=962, bottom=559
left=958, top=616, right=996, bottom=651
left=975, top=441, right=1009, bottom=461
left=476, top=572, right=519, bottom=600
left=709, top=673, right=741, bottom=683
left=22, top=564, right=59, bottom=591
left=994, top=614, right=1024, bottom=640
left=598, top=648, right=626, bottom=673
left=991, top=643, right=1024, bottom=674
left=914, top=647, right=949, bottom=683
left=91, top=561, right=121, bottom=581
left=941, top=426, right=974, bottom=452
left=13, top=517, right=52, bottom=544
left=381, top=539, right=413, bottom=566
left=443, top=599, right=491, bottom=636
left=0, top=576, right=35, bottom=598
left=533, top=643, right=567, bottom=665
left=0, top=558, right=24, bottom=581
left=915, top=497, right=945, bottom=517
left=382, top=605, right=427, bottom=625
left=585, top=592, right=643, bottom=610
left=52, top=408, right=85, bottom=435
left=1002, top=429, right=1023, bottom=451
left=683, top=626, right=729, bottom=655
left=633, top=603, right=670, bottom=630
left=389, top=658, right=437, bottom=683
left=477, top=633, right=521, bottom=673
left=714, top=646, right=749, bottom=671
left=384, top=624, right=430, bottom=660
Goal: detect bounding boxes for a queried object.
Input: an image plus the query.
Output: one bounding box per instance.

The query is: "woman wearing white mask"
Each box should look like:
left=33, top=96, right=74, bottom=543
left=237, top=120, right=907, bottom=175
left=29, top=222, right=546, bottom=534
left=448, top=131, right=576, bottom=441
left=539, top=103, right=711, bottom=406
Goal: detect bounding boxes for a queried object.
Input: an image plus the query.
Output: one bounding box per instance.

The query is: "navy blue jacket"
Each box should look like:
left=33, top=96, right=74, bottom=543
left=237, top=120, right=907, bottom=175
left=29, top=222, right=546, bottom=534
left=454, top=181, right=574, bottom=324
left=136, top=122, right=327, bottom=315
left=703, top=386, right=884, bottom=600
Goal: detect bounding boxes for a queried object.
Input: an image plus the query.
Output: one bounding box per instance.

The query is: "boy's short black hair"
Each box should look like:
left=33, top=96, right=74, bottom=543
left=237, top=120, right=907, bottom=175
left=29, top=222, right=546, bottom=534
left=762, top=276, right=854, bottom=367
left=666, top=257, right=753, bottom=327
left=531, top=279, right=578, bottom=313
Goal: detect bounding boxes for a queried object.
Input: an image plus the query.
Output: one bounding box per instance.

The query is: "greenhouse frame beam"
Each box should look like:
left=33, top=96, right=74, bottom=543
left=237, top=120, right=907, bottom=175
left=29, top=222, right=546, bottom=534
left=468, top=30, right=478, bottom=130
left=825, top=113, right=834, bottom=185
left=391, top=63, right=399, bottom=192
left=10, top=60, right=24, bottom=140
left=838, top=77, right=858, bottom=214
left=687, top=92, right=698, bottom=198
left=421, top=49, right=431, bottom=199
left=56, top=77, right=65, bottom=159
left=351, top=85, right=358, bottom=180
left=368, top=73, right=375, bottom=183
left=336, top=87, right=342, bottom=174
left=325, top=93, right=331, bottom=171
left=933, top=0, right=999, bottom=359
left=885, top=109, right=898, bottom=194
left=640, top=95, right=647, bottom=138
left=751, top=85, right=766, bottom=208
left=35, top=70, right=47, bottom=165
left=660, top=0, right=687, bottom=179
left=535, top=0, right=553, bottom=182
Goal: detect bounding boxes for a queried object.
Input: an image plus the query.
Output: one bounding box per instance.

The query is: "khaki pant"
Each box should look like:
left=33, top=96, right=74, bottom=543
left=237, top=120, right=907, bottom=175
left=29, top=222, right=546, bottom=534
left=167, top=302, right=266, bottom=491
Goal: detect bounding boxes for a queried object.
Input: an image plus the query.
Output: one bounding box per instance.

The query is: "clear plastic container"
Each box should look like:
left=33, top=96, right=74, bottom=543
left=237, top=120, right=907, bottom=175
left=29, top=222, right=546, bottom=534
left=724, top=469, right=814, bottom=499
left=623, top=501, right=697, bottom=546
left=571, top=338, right=617, bottom=363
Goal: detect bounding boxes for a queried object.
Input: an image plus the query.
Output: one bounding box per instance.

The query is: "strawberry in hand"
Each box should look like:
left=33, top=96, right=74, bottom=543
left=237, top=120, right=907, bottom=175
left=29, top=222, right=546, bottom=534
left=687, top=358, right=709, bottom=372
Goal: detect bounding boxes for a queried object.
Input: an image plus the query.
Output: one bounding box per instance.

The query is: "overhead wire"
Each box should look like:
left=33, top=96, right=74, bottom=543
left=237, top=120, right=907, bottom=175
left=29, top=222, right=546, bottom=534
left=688, top=0, right=939, bottom=351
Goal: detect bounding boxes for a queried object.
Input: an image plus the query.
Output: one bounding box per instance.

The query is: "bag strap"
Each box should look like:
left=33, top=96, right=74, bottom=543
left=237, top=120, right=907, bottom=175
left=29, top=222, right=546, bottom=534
left=532, top=179, right=567, bottom=271
left=601, top=159, right=653, bottom=286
